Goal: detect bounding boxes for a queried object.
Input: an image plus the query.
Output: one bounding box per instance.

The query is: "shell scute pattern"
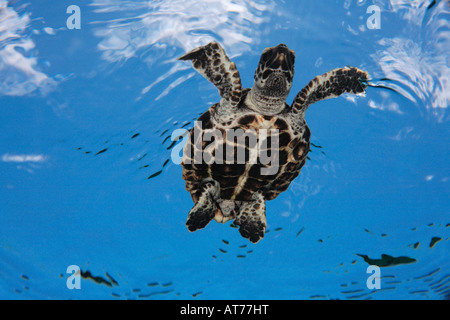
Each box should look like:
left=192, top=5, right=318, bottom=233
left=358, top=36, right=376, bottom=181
left=182, top=96, right=309, bottom=202
left=178, top=42, right=368, bottom=242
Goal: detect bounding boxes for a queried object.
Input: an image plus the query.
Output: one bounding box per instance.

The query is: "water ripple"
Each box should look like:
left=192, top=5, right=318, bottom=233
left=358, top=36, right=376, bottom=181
left=91, top=0, right=273, bottom=64
left=371, top=0, right=449, bottom=121
left=0, top=0, right=55, bottom=96
left=90, top=0, right=273, bottom=101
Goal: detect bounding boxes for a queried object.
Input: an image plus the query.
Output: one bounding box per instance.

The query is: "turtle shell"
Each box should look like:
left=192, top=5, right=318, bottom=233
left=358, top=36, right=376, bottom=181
left=181, top=100, right=310, bottom=203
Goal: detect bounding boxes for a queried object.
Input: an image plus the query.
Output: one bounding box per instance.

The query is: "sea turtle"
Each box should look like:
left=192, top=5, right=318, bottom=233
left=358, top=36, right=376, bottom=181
left=179, top=42, right=368, bottom=243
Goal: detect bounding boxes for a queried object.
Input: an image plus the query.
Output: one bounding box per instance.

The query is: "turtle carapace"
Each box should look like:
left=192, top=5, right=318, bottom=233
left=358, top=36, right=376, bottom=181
left=179, top=42, right=368, bottom=243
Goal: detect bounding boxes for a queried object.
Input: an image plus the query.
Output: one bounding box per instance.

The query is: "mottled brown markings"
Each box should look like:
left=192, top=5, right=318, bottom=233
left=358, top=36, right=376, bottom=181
left=274, top=118, right=288, bottom=130
left=278, top=131, right=291, bottom=146
left=220, top=187, right=235, bottom=199
left=180, top=43, right=369, bottom=242
left=303, top=126, right=311, bottom=140
left=237, top=115, right=257, bottom=126
left=278, top=150, right=288, bottom=165
left=179, top=42, right=242, bottom=107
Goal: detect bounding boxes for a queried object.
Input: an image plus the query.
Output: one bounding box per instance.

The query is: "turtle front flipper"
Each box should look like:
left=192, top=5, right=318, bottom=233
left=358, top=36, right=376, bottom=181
left=186, top=180, right=220, bottom=232
left=291, top=67, right=369, bottom=115
left=234, top=191, right=267, bottom=243
left=178, top=42, right=242, bottom=107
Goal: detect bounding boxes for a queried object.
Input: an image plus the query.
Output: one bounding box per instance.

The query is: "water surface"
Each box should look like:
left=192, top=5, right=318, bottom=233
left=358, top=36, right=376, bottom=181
left=0, top=0, right=448, bottom=299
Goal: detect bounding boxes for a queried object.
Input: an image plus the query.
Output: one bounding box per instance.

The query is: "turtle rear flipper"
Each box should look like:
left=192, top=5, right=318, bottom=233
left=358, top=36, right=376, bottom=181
left=178, top=42, right=242, bottom=107
left=186, top=181, right=219, bottom=232
left=234, top=191, right=267, bottom=243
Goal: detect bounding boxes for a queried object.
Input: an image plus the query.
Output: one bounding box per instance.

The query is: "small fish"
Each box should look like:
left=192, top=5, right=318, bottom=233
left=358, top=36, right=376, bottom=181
left=356, top=253, right=417, bottom=267
left=296, top=227, right=305, bottom=237
left=95, top=148, right=107, bottom=156
left=147, top=282, right=158, bottom=287
left=161, top=282, right=173, bottom=287
left=159, top=129, right=169, bottom=137
left=147, top=170, right=162, bottom=179
left=162, top=135, right=171, bottom=144
left=427, top=0, right=437, bottom=10
left=166, top=140, right=177, bottom=150
left=80, top=269, right=112, bottom=287
left=105, top=272, right=118, bottom=286
left=138, top=289, right=173, bottom=298
left=137, top=153, right=147, bottom=161
left=429, top=237, right=442, bottom=248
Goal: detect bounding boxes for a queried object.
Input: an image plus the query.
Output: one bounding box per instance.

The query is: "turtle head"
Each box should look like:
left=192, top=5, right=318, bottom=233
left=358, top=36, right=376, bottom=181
left=253, top=44, right=295, bottom=99
left=248, top=44, right=295, bottom=114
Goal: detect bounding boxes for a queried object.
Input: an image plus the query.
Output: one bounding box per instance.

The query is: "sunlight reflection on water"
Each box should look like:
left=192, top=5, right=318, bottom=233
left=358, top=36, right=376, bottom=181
left=90, top=0, right=273, bottom=102
left=370, top=0, right=449, bottom=121
left=0, top=0, right=56, bottom=96
left=0, top=0, right=449, bottom=300
left=91, top=0, right=272, bottom=62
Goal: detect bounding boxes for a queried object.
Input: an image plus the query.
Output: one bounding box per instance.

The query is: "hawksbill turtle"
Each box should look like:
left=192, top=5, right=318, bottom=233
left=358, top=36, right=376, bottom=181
left=178, top=42, right=368, bottom=243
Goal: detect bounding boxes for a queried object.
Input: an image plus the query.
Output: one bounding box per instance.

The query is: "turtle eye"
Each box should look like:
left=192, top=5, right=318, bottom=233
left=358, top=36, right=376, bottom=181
left=262, top=70, right=271, bottom=80
left=284, top=71, right=292, bottom=83
left=261, top=51, right=272, bottom=63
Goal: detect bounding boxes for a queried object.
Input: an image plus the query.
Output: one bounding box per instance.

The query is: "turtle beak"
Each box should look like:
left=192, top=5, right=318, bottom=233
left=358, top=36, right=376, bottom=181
left=255, top=44, right=295, bottom=90
left=275, top=44, right=295, bottom=71
left=263, top=44, right=295, bottom=72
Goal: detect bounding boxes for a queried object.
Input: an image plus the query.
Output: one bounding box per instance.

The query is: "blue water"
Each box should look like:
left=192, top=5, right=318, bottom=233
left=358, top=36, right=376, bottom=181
left=0, top=0, right=448, bottom=300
